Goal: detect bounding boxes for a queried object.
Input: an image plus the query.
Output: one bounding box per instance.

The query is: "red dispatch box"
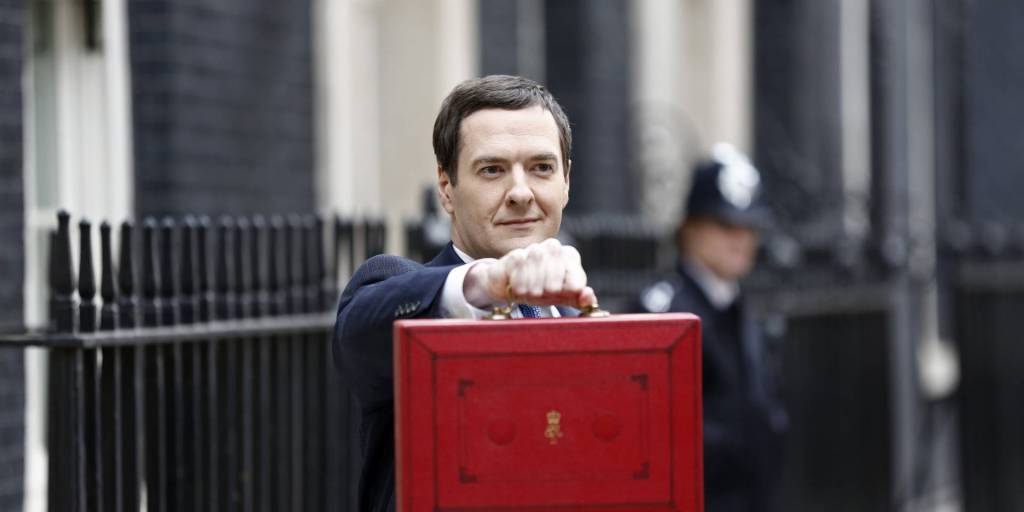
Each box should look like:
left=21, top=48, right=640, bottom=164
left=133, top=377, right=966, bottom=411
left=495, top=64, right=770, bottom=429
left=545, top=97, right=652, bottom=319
left=393, top=313, right=703, bottom=512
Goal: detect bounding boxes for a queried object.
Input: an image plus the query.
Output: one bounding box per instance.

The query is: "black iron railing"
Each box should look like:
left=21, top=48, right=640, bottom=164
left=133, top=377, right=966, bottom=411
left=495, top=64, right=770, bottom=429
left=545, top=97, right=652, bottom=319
left=2, top=210, right=385, bottom=512
left=10, top=206, right=1024, bottom=511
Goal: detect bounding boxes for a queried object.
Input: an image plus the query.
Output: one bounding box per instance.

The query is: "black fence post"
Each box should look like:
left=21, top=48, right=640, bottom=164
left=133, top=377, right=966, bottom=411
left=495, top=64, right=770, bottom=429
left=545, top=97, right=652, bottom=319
left=140, top=217, right=167, bottom=512
left=251, top=215, right=273, bottom=511
left=118, top=221, right=138, bottom=330
left=141, top=218, right=161, bottom=329
left=287, top=215, right=306, bottom=314
left=97, top=220, right=128, bottom=512
left=370, top=217, right=387, bottom=258
left=236, top=215, right=257, bottom=512
left=320, top=215, right=338, bottom=311
left=267, top=216, right=287, bottom=317
left=337, top=216, right=354, bottom=278
left=51, top=210, right=77, bottom=332
left=159, top=218, right=179, bottom=327
left=216, top=216, right=237, bottom=322
left=235, top=217, right=253, bottom=320
left=251, top=215, right=270, bottom=319
left=100, top=222, right=119, bottom=331
left=79, top=219, right=98, bottom=334
left=114, top=220, right=142, bottom=511
left=197, top=216, right=214, bottom=324
left=179, top=217, right=199, bottom=326
left=47, top=210, right=83, bottom=512
left=303, top=215, right=320, bottom=312
left=76, top=218, right=104, bottom=512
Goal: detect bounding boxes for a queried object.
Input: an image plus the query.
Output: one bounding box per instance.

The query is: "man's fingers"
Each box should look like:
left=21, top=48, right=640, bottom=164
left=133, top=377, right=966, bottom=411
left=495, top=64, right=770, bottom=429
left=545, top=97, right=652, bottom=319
left=577, top=286, right=598, bottom=309
left=561, top=244, right=582, bottom=265
left=542, top=241, right=566, bottom=295
left=524, top=244, right=547, bottom=297
left=485, top=258, right=511, bottom=300
left=496, top=239, right=591, bottom=307
left=504, top=248, right=529, bottom=298
left=563, top=261, right=587, bottom=292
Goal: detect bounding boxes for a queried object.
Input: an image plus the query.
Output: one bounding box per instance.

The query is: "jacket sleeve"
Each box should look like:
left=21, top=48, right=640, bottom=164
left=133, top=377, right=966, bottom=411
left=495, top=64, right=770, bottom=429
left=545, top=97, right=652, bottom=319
left=332, top=254, right=460, bottom=411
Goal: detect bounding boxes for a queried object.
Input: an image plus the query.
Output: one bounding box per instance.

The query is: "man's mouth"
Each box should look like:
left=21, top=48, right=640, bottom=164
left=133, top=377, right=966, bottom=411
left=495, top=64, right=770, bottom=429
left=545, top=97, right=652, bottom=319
left=497, top=218, right=540, bottom=226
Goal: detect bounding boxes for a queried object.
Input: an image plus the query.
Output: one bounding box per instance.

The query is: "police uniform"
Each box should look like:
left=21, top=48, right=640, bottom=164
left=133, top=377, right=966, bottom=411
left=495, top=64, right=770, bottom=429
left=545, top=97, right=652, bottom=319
left=637, top=144, right=787, bottom=512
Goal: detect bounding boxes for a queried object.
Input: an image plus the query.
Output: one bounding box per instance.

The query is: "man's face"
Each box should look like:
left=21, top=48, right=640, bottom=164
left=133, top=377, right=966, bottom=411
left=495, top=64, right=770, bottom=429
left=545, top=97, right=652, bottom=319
left=438, top=106, right=570, bottom=259
left=682, top=218, right=759, bottom=281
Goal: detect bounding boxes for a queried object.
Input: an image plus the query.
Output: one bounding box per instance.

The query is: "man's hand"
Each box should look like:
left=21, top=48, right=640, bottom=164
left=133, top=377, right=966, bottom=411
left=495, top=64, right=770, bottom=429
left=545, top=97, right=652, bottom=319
left=463, top=238, right=597, bottom=310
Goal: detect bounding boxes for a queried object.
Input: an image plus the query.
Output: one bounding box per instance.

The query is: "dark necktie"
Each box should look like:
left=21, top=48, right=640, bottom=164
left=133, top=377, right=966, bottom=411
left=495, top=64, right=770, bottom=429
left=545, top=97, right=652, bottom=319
left=518, top=304, right=544, bottom=318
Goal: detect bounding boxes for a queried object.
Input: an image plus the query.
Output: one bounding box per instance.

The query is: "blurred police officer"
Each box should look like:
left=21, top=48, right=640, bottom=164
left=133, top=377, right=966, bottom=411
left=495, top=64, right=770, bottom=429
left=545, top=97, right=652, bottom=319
left=637, top=144, right=787, bottom=512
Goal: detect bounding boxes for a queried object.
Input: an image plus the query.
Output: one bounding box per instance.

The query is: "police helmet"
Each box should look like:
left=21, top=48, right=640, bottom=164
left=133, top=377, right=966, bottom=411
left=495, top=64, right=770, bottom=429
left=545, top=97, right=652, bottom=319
left=685, top=143, right=770, bottom=229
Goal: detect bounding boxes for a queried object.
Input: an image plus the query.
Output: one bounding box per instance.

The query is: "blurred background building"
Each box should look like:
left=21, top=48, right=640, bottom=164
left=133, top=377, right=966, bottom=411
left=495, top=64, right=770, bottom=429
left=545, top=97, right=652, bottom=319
left=1, top=0, right=1022, bottom=510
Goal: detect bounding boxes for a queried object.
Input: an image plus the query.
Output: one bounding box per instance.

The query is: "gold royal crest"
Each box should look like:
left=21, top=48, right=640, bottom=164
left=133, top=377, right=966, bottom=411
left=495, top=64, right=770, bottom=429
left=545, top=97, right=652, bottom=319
left=544, top=410, right=564, bottom=445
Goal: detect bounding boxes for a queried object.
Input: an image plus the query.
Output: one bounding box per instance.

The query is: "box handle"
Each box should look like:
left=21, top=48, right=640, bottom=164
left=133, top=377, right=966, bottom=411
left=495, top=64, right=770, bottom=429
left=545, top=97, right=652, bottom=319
left=485, top=286, right=610, bottom=320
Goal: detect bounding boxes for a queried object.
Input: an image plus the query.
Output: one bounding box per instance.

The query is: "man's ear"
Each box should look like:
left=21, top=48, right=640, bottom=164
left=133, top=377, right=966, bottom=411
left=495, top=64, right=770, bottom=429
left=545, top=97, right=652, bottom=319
left=437, top=165, right=456, bottom=215
left=561, top=159, right=572, bottom=208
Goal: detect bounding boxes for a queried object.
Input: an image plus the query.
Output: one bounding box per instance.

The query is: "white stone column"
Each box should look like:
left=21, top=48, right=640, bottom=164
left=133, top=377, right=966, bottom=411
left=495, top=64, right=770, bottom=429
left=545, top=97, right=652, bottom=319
left=633, top=0, right=754, bottom=229
left=631, top=0, right=691, bottom=229
left=377, top=0, right=477, bottom=255
left=710, top=0, right=753, bottom=153
left=314, top=0, right=477, bottom=255
left=314, top=0, right=382, bottom=218
left=679, top=0, right=752, bottom=154
left=840, top=0, right=872, bottom=241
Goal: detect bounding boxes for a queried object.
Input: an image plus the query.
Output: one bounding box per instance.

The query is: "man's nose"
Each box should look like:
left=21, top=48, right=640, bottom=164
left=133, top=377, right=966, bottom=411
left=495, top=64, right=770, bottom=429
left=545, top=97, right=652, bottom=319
left=505, top=166, right=535, bottom=206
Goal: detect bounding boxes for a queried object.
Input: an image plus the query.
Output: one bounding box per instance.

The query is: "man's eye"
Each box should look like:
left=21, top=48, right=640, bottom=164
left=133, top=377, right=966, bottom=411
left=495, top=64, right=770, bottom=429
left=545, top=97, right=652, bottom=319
left=534, top=163, right=555, bottom=174
left=479, top=166, right=502, bottom=176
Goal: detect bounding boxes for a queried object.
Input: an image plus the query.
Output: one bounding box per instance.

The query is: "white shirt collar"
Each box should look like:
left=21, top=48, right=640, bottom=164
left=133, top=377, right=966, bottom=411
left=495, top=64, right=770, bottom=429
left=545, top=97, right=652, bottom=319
left=452, top=244, right=474, bottom=264
left=682, top=257, right=740, bottom=310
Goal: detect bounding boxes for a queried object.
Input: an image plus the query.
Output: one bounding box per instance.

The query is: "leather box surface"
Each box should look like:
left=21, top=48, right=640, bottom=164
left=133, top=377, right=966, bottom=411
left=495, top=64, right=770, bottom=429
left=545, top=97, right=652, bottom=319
left=394, top=313, right=702, bottom=512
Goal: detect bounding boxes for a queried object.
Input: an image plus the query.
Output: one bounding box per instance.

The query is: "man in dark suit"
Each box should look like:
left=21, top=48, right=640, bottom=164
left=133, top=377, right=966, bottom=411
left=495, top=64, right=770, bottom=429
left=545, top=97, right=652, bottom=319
left=637, top=144, right=788, bottom=512
left=334, top=75, right=594, bottom=512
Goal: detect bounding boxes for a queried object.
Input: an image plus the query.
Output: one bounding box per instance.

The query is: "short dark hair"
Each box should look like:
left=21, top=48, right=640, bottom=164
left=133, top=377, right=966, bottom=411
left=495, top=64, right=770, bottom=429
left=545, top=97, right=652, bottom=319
left=432, top=75, right=572, bottom=185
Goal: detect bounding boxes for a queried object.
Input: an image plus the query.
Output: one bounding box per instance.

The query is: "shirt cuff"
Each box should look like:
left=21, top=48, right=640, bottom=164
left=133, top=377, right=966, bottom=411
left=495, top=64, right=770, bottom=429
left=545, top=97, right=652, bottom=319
left=440, top=262, right=493, bottom=319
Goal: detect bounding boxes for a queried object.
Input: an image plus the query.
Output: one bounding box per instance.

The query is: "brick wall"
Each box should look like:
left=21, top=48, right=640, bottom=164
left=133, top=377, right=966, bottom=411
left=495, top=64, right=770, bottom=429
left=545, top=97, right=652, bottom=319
left=544, top=0, right=634, bottom=215
left=129, top=0, right=316, bottom=216
left=0, top=0, right=26, bottom=508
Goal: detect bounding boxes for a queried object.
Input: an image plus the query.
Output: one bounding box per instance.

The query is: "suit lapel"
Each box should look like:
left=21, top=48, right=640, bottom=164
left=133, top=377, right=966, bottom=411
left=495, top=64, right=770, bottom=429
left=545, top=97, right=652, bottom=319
left=427, top=242, right=462, bottom=267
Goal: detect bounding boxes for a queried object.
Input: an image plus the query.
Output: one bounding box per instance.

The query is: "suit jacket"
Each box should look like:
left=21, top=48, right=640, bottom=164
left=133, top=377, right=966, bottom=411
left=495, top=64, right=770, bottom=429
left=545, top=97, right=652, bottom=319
left=333, top=243, right=575, bottom=512
left=637, top=264, right=787, bottom=512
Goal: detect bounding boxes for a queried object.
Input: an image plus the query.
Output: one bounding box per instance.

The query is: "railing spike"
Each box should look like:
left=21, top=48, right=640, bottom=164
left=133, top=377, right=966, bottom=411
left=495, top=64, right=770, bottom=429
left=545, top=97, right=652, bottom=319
left=159, top=217, right=179, bottom=326
left=141, top=218, right=161, bottom=327
left=336, top=215, right=355, bottom=278
left=235, top=216, right=252, bottom=319
left=118, top=221, right=138, bottom=329
left=79, top=218, right=98, bottom=333
left=287, top=214, right=305, bottom=314
left=317, top=215, right=336, bottom=312
left=51, top=210, right=77, bottom=332
left=197, top=216, right=213, bottom=322
left=303, top=215, right=320, bottom=312
left=215, top=216, right=236, bottom=320
left=99, top=221, right=119, bottom=330
left=180, top=216, right=200, bottom=325
left=268, top=215, right=287, bottom=316
left=251, top=215, right=269, bottom=318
